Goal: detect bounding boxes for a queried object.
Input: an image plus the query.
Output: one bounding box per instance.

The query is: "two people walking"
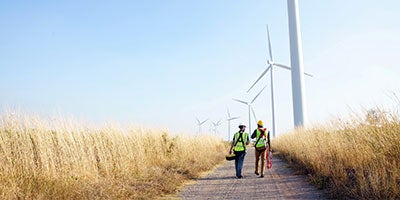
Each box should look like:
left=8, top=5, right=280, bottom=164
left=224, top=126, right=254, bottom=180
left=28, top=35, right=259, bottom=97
left=228, top=120, right=271, bottom=178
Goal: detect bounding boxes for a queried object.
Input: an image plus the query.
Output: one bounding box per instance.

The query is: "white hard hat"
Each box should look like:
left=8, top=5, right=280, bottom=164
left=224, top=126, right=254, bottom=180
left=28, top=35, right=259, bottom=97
left=238, top=123, right=246, bottom=128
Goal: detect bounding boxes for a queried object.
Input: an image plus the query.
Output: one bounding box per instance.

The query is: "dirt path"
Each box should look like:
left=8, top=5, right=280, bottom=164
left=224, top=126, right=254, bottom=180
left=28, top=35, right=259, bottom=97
left=179, top=150, right=326, bottom=199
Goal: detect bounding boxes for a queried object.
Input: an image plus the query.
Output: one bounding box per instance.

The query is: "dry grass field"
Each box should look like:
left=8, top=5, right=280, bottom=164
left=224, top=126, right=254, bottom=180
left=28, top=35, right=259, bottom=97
left=0, top=112, right=226, bottom=199
left=274, top=110, right=400, bottom=199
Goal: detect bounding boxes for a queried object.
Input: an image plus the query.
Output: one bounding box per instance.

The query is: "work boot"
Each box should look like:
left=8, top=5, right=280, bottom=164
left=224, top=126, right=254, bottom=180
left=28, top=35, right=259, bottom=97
left=255, top=171, right=259, bottom=176
left=260, top=174, right=264, bottom=178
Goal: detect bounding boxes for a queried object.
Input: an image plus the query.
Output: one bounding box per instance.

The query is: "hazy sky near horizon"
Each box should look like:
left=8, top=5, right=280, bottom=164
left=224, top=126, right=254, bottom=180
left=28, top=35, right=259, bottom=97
left=1, top=1, right=400, bottom=139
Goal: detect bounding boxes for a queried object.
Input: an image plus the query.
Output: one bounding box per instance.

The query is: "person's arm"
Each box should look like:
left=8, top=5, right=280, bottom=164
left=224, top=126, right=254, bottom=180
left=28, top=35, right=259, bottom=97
left=267, top=130, right=271, bottom=151
left=229, top=137, right=235, bottom=154
left=251, top=129, right=257, bottom=139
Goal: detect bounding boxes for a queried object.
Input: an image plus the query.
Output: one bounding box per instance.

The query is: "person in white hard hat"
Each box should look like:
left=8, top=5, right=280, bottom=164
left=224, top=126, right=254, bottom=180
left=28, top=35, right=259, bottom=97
left=228, top=123, right=250, bottom=178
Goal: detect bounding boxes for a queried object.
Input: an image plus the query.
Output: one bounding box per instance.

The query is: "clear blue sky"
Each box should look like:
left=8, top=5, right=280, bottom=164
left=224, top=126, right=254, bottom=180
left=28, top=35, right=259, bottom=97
left=1, top=1, right=400, bottom=139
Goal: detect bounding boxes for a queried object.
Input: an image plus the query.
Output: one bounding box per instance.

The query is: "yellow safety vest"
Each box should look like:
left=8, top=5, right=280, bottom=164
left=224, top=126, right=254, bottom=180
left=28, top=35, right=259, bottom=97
left=233, top=131, right=248, bottom=151
left=255, top=128, right=268, bottom=148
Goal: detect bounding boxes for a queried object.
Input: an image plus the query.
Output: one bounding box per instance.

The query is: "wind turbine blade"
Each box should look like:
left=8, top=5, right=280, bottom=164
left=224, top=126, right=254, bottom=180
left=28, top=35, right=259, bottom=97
left=228, top=116, right=240, bottom=121
left=274, top=63, right=292, bottom=71
left=251, top=85, right=267, bottom=104
left=304, top=72, right=314, bottom=77
left=267, top=25, right=273, bottom=61
left=196, top=118, right=200, bottom=124
left=232, top=98, right=248, bottom=105
left=275, top=63, right=313, bottom=77
left=200, top=119, right=208, bottom=125
left=251, top=106, right=257, bottom=123
left=247, top=66, right=271, bottom=93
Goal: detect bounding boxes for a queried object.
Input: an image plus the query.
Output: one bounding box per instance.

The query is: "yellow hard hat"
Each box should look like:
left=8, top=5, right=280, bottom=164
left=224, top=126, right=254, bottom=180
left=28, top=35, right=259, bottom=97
left=257, top=120, right=263, bottom=126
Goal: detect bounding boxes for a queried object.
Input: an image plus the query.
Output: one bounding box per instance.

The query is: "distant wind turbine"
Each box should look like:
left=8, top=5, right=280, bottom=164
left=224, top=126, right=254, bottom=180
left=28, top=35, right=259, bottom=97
left=226, top=108, right=240, bottom=141
left=196, top=118, right=208, bottom=134
left=247, top=25, right=312, bottom=138
left=211, top=120, right=222, bottom=135
left=233, top=85, right=266, bottom=134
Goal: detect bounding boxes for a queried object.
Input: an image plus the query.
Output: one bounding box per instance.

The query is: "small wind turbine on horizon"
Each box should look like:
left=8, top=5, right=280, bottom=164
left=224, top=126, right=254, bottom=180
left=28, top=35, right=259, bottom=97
left=211, top=120, right=222, bottom=135
left=233, top=85, right=266, bottom=134
left=226, top=108, right=239, bottom=141
left=247, top=25, right=312, bottom=138
left=196, top=118, right=208, bottom=134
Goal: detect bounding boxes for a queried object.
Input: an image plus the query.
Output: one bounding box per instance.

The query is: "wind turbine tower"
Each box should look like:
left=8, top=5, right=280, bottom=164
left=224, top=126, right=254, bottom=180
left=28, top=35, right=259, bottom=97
left=288, top=0, right=307, bottom=127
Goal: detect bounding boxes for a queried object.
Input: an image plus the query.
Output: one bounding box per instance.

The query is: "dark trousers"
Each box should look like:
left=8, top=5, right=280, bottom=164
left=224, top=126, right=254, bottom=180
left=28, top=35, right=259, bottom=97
left=234, top=150, right=246, bottom=177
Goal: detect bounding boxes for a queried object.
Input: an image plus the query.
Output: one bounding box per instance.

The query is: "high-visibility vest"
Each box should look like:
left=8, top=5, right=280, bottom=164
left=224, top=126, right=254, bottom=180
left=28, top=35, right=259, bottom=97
left=233, top=131, right=248, bottom=151
left=255, top=128, right=268, bottom=148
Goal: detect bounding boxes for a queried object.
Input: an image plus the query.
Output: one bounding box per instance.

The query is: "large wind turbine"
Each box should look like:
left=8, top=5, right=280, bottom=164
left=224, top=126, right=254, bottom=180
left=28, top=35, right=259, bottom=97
left=226, top=108, right=239, bottom=141
left=233, top=86, right=266, bottom=133
left=196, top=118, right=208, bottom=134
left=288, top=0, right=307, bottom=127
left=247, top=25, right=312, bottom=138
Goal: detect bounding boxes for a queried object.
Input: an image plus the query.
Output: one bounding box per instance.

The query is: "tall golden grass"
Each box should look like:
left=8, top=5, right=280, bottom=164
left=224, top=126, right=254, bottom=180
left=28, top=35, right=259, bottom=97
left=274, top=110, right=400, bottom=199
left=0, top=112, right=226, bottom=199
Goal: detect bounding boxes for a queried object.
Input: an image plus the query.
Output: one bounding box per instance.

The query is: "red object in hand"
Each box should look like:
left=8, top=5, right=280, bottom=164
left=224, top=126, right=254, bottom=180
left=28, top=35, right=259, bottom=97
left=267, top=151, right=272, bottom=169
left=267, top=160, right=272, bottom=169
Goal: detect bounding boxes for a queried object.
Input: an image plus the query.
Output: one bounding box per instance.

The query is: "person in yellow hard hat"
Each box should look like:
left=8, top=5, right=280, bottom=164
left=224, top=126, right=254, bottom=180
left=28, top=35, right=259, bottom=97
left=228, top=123, right=250, bottom=178
left=251, top=120, right=270, bottom=178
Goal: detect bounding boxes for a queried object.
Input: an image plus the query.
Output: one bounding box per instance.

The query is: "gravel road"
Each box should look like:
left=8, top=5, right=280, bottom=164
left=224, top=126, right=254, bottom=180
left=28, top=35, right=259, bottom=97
left=179, top=149, right=326, bottom=200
